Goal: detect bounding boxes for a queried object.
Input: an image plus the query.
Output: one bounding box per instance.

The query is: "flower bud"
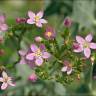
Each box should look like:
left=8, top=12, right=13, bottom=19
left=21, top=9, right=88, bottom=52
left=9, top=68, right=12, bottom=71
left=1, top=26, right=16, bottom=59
left=77, top=74, right=80, bottom=80
left=35, top=36, right=43, bottom=43
left=28, top=73, right=37, bottom=82
left=0, top=49, right=5, bottom=56
left=73, top=43, right=80, bottom=49
left=16, top=17, right=26, bottom=23
left=90, top=56, right=95, bottom=65
left=64, top=17, right=72, bottom=27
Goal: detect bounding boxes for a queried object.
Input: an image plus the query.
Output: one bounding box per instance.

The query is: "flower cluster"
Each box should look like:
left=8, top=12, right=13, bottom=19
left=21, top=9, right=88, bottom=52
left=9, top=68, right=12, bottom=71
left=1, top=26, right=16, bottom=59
left=19, top=44, right=51, bottom=67
left=0, top=10, right=96, bottom=90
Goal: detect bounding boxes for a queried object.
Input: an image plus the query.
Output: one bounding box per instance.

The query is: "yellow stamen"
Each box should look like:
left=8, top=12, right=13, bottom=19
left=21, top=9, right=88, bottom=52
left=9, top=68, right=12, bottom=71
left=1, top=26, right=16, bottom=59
left=46, top=32, right=52, bottom=37
left=83, top=42, right=89, bottom=48
left=35, top=49, right=42, bottom=57
left=35, top=16, right=40, bottom=22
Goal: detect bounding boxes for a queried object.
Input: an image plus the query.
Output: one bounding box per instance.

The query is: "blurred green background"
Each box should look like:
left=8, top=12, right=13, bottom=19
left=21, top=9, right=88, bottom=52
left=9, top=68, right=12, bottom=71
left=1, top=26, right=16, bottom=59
left=0, top=0, right=96, bottom=96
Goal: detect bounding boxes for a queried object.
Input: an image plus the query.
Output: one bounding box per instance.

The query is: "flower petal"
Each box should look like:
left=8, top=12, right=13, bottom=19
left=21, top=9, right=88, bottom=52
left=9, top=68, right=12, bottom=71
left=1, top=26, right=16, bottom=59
left=0, top=24, right=8, bottom=31
left=42, top=52, right=51, bottom=59
left=36, top=11, right=43, bottom=18
left=61, top=66, right=67, bottom=72
left=26, top=53, right=35, bottom=60
left=27, top=19, right=35, bottom=24
left=18, top=50, right=27, bottom=56
left=76, top=36, right=85, bottom=44
left=28, top=11, right=35, bottom=19
left=73, top=45, right=83, bottom=52
left=39, top=44, right=46, bottom=51
left=85, top=34, right=93, bottom=42
left=0, top=77, right=3, bottom=82
left=0, top=14, right=5, bottom=23
left=84, top=48, right=91, bottom=58
left=40, top=19, right=47, bottom=24
left=67, top=68, right=72, bottom=75
left=8, top=82, right=15, bottom=86
left=2, top=71, right=8, bottom=79
left=31, top=44, right=38, bottom=52
left=1, top=83, right=8, bottom=90
left=36, top=21, right=42, bottom=27
left=35, top=57, right=43, bottom=66
left=19, top=58, right=26, bottom=64
left=90, top=43, right=96, bottom=49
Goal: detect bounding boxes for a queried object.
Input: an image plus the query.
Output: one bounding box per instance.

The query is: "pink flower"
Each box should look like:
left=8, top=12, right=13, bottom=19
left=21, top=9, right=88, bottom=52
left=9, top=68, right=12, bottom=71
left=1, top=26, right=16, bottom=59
left=44, top=26, right=56, bottom=40
left=27, top=11, right=47, bottom=27
left=0, top=71, right=15, bottom=90
left=26, top=44, right=51, bottom=66
left=28, top=73, right=37, bottom=82
left=74, top=34, right=96, bottom=58
left=0, top=14, right=8, bottom=32
left=35, top=36, right=43, bottom=43
left=61, top=60, right=72, bottom=75
left=18, top=49, right=35, bottom=68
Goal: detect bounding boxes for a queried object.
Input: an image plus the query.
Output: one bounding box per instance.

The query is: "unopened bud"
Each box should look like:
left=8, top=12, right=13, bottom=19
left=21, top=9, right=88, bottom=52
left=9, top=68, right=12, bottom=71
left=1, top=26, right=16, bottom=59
left=35, top=36, right=43, bottom=43
left=64, top=17, right=72, bottom=27
left=90, top=56, right=95, bottom=65
left=28, top=73, right=37, bottom=82
left=77, top=74, right=80, bottom=80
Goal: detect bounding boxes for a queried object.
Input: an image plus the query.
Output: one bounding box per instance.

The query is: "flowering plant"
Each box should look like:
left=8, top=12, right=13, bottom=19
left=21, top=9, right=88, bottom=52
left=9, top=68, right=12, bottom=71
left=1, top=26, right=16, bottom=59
left=0, top=10, right=96, bottom=92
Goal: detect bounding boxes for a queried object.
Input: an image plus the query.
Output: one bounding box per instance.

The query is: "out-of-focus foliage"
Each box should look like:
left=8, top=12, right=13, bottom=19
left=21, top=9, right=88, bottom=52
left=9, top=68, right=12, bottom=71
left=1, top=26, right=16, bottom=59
left=72, top=0, right=95, bottom=29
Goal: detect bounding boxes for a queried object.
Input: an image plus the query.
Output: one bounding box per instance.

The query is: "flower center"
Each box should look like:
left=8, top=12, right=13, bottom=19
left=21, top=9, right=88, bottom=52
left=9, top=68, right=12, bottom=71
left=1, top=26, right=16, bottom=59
left=46, top=32, right=52, bottom=37
left=3, top=77, right=8, bottom=83
left=83, top=42, right=89, bottom=48
left=35, top=49, right=42, bottom=57
left=35, top=16, right=40, bottom=22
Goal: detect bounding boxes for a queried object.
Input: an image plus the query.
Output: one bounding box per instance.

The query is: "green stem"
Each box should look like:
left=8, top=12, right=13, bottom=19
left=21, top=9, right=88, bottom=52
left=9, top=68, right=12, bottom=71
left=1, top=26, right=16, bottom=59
left=90, top=64, right=93, bottom=90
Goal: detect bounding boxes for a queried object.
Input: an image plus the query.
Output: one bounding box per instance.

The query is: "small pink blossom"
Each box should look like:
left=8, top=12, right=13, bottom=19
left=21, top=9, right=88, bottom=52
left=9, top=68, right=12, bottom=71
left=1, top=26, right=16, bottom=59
left=74, top=34, right=96, bottom=58
left=28, top=73, right=37, bottom=82
left=0, top=14, right=8, bottom=32
left=0, top=71, right=15, bottom=90
left=27, top=11, right=47, bottom=27
left=35, top=36, right=43, bottom=43
left=26, top=44, right=51, bottom=66
left=44, top=26, right=56, bottom=40
left=61, top=60, right=72, bottom=75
